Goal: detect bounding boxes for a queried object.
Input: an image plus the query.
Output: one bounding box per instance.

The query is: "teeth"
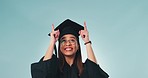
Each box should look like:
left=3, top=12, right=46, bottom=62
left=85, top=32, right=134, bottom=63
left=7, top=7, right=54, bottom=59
left=65, top=48, right=72, bottom=51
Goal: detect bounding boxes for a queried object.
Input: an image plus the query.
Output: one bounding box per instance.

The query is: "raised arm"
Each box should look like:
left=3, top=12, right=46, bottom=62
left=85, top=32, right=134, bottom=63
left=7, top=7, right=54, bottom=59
left=43, top=24, right=60, bottom=61
left=79, top=22, right=97, bottom=63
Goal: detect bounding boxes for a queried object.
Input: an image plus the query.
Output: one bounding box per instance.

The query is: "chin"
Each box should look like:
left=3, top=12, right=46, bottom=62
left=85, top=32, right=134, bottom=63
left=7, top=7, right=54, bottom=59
left=63, top=52, right=76, bottom=57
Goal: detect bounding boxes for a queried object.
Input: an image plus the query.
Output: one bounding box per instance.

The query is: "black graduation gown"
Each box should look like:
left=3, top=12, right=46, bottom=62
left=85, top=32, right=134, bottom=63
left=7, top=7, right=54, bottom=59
left=31, top=55, right=109, bottom=78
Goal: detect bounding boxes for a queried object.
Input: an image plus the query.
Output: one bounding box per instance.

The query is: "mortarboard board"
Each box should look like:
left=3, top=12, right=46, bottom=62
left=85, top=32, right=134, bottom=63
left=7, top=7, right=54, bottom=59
left=48, top=19, right=84, bottom=57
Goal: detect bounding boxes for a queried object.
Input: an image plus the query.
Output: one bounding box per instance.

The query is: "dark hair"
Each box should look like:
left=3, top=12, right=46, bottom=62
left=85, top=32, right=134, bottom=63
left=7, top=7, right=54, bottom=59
left=58, top=38, right=84, bottom=75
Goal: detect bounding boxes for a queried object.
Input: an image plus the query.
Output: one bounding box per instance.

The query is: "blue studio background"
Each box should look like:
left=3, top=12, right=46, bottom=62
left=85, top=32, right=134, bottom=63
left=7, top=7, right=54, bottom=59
left=0, top=0, right=148, bottom=78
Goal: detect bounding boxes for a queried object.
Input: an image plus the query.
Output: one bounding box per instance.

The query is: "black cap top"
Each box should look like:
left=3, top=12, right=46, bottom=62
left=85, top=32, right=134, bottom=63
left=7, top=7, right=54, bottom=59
left=48, top=19, right=84, bottom=40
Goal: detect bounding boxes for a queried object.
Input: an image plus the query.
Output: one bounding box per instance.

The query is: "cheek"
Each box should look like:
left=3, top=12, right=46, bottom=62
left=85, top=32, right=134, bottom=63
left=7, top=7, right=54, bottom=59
left=75, top=44, right=79, bottom=51
left=60, top=45, right=64, bottom=52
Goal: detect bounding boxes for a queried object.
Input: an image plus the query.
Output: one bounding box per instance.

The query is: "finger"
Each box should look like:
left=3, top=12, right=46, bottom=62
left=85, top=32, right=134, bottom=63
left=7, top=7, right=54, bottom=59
left=84, top=21, right=87, bottom=31
left=55, top=30, right=60, bottom=37
left=58, top=30, right=60, bottom=36
left=79, top=31, right=83, bottom=37
left=79, top=30, right=81, bottom=35
left=57, top=32, right=60, bottom=38
left=57, top=30, right=60, bottom=35
left=52, top=24, right=54, bottom=32
left=79, top=30, right=84, bottom=38
left=55, top=33, right=58, bottom=38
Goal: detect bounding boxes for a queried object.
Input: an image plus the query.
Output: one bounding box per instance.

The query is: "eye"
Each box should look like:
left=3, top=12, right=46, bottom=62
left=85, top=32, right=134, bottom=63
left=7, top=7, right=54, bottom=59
left=60, top=39, right=66, bottom=43
left=70, top=39, right=76, bottom=43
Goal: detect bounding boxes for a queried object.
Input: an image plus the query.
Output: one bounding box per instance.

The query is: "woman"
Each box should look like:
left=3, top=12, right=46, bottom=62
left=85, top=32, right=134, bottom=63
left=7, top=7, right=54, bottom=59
left=31, top=19, right=109, bottom=78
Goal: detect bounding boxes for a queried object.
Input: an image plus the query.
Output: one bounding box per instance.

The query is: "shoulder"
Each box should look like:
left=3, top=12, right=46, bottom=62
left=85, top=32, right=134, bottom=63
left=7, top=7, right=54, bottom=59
left=82, top=59, right=109, bottom=78
left=83, top=59, right=98, bottom=66
left=31, top=54, right=58, bottom=68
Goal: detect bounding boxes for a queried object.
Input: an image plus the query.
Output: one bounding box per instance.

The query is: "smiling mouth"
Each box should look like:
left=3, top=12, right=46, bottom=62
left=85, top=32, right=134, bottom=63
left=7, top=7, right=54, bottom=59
left=64, top=47, right=73, bottom=51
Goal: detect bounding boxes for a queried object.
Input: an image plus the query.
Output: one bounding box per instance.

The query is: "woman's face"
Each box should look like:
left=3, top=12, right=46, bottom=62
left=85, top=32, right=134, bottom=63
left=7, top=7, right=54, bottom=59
left=60, top=34, right=79, bottom=57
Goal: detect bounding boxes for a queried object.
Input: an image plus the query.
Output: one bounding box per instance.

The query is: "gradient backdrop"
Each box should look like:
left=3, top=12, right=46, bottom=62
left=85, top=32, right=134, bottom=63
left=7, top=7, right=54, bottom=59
left=0, top=0, right=148, bottom=78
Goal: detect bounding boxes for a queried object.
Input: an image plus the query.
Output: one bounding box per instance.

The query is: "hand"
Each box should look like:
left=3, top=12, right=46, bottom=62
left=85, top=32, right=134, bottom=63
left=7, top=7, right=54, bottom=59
left=50, top=24, right=60, bottom=43
left=79, top=21, right=90, bottom=43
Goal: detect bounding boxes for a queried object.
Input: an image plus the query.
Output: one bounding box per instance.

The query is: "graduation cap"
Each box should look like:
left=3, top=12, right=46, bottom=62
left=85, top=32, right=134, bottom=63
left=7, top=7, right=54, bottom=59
left=48, top=19, right=84, bottom=39
left=48, top=19, right=84, bottom=57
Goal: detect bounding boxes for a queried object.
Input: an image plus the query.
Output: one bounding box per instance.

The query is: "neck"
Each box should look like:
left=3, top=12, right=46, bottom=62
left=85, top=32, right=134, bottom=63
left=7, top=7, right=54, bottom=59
left=64, top=55, right=75, bottom=66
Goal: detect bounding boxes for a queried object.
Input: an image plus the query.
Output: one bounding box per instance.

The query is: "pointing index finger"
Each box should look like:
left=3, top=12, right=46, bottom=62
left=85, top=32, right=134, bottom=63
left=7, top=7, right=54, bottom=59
left=84, top=21, right=87, bottom=31
left=52, top=24, right=54, bottom=32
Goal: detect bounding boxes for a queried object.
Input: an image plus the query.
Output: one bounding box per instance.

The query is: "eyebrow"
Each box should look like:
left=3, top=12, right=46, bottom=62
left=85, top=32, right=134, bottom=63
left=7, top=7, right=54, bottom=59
left=70, top=36, right=76, bottom=39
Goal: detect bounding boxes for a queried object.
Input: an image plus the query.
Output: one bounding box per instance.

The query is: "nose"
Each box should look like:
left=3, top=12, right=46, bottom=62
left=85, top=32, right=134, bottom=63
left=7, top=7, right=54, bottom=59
left=65, top=40, right=71, bottom=46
